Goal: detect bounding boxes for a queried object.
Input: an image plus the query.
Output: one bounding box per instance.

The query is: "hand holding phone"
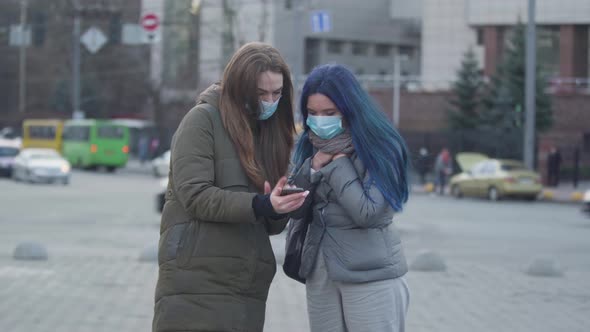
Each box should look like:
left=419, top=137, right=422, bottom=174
left=280, top=187, right=305, bottom=196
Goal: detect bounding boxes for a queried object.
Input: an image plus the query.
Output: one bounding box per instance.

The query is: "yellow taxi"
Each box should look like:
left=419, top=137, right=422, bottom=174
left=449, top=153, right=542, bottom=201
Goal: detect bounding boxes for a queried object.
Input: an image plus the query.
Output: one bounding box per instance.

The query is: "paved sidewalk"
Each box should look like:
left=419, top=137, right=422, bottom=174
left=2, top=242, right=589, bottom=332
left=3, top=164, right=585, bottom=331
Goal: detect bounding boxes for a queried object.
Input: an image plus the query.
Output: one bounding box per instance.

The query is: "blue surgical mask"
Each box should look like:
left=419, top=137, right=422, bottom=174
left=306, top=115, right=345, bottom=140
left=258, top=96, right=281, bottom=120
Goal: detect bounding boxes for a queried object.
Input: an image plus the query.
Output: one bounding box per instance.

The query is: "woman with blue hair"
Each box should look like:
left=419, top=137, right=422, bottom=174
left=289, top=64, right=410, bottom=331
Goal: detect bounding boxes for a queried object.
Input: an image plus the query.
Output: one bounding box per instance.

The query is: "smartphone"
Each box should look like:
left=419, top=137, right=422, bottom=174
left=280, top=187, right=305, bottom=196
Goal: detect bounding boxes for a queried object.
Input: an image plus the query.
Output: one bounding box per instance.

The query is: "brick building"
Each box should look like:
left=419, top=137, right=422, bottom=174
left=421, top=0, right=589, bottom=89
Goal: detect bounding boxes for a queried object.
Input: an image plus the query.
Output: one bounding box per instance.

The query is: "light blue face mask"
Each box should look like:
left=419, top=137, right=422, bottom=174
left=306, top=115, right=345, bottom=140
left=258, top=96, right=281, bottom=120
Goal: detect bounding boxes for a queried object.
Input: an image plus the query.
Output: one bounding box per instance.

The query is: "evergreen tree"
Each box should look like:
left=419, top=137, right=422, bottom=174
left=481, top=23, right=553, bottom=132
left=448, top=48, right=483, bottom=129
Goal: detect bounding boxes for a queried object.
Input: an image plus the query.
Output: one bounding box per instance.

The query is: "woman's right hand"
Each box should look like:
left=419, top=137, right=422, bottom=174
left=266, top=177, right=309, bottom=214
left=312, top=151, right=333, bottom=170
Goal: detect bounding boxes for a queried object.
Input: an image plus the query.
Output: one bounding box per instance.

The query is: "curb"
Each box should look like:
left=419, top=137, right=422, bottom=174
left=411, top=184, right=584, bottom=205
left=541, top=190, right=585, bottom=205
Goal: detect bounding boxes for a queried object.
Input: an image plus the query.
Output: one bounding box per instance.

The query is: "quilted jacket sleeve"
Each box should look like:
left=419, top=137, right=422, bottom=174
left=318, top=156, right=394, bottom=228
left=170, top=106, right=258, bottom=224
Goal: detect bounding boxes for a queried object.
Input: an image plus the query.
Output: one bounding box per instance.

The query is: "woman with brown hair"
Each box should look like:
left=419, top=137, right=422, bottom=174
left=153, top=42, right=309, bottom=332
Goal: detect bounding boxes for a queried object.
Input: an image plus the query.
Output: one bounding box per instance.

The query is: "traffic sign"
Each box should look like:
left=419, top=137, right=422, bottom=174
left=141, top=13, right=160, bottom=32
left=311, top=11, right=331, bottom=33
left=81, top=27, right=107, bottom=54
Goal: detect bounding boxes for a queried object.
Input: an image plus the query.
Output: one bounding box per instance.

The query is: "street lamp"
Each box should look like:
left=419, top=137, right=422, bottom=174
left=19, top=0, right=27, bottom=113
left=392, top=50, right=409, bottom=127
left=524, top=0, right=536, bottom=169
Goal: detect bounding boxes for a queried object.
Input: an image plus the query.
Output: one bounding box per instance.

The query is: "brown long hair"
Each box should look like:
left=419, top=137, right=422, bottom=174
left=219, top=42, right=295, bottom=191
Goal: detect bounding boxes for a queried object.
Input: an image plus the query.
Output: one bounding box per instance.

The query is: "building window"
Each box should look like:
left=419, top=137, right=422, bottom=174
left=476, top=28, right=484, bottom=46
left=356, top=68, right=364, bottom=75
left=305, top=38, right=321, bottom=73
left=352, top=42, right=369, bottom=56
left=399, top=46, right=414, bottom=58
left=327, top=40, right=344, bottom=54
left=375, top=44, right=391, bottom=57
left=584, top=133, right=590, bottom=153
left=537, top=26, right=560, bottom=77
left=31, top=11, right=46, bottom=47
left=109, top=14, right=122, bottom=45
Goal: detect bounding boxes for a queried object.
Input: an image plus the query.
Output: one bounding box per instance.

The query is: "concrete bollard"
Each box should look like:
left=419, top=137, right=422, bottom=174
left=13, top=242, right=49, bottom=261
left=542, top=190, right=554, bottom=200
left=570, top=192, right=583, bottom=202
left=410, top=250, right=446, bottom=272
left=525, top=258, right=563, bottom=278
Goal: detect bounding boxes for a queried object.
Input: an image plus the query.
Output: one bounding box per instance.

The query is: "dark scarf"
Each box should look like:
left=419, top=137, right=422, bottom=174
left=308, top=129, right=355, bottom=154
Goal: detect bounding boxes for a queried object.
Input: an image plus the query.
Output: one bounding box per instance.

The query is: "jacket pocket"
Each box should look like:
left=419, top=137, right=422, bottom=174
left=326, top=228, right=388, bottom=271
left=158, top=222, right=187, bottom=265
left=176, top=221, right=200, bottom=269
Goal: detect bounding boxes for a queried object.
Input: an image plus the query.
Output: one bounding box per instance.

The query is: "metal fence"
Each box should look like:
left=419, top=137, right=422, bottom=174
left=402, top=129, right=590, bottom=181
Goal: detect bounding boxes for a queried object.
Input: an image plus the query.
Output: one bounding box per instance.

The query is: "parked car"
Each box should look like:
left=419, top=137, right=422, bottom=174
left=151, top=150, right=170, bottom=178
left=156, top=178, right=167, bottom=213
left=583, top=189, right=590, bottom=217
left=449, top=152, right=542, bottom=201
left=12, top=148, right=71, bottom=185
left=0, top=138, right=21, bottom=177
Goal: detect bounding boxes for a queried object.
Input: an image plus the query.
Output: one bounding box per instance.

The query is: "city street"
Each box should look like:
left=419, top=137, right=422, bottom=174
left=1, top=169, right=589, bottom=332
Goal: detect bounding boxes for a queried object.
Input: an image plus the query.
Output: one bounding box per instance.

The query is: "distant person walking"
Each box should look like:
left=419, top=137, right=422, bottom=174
left=149, top=137, right=160, bottom=159
left=547, top=147, right=562, bottom=187
left=434, top=148, right=452, bottom=195
left=417, top=147, right=430, bottom=185
left=138, top=135, right=149, bottom=164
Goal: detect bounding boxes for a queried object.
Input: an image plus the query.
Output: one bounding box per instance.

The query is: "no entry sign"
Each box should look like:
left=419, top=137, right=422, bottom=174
left=141, top=13, right=160, bottom=32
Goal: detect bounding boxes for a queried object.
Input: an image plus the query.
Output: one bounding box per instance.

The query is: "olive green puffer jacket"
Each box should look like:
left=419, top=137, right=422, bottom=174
left=153, top=85, right=287, bottom=332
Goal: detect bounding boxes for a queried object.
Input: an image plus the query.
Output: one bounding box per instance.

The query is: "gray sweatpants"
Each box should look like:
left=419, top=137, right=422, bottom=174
left=306, top=252, right=410, bottom=332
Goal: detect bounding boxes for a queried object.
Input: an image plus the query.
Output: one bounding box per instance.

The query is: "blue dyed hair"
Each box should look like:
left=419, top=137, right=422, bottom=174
left=292, top=64, right=409, bottom=211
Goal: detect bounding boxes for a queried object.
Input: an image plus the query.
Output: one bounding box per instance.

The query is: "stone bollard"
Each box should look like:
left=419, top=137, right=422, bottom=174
left=13, top=242, right=49, bottom=261
left=139, top=245, right=158, bottom=263
left=525, top=258, right=563, bottom=278
left=410, top=250, right=446, bottom=272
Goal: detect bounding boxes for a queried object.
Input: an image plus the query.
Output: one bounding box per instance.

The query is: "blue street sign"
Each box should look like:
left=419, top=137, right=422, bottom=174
left=311, top=11, right=331, bottom=33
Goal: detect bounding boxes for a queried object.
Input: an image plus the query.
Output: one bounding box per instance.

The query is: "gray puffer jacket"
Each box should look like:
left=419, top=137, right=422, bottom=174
left=291, top=153, right=408, bottom=283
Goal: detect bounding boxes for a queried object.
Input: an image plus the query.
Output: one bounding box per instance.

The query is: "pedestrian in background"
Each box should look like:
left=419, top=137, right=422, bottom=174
left=149, top=137, right=160, bottom=159
left=434, top=148, right=452, bottom=195
left=547, top=146, right=562, bottom=187
left=153, top=42, right=308, bottom=332
left=417, top=147, right=430, bottom=184
left=138, top=135, right=149, bottom=164
left=289, top=64, right=410, bottom=332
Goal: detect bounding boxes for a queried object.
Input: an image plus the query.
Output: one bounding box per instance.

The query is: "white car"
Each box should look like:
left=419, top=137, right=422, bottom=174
left=0, top=138, right=20, bottom=177
left=12, top=148, right=71, bottom=185
left=151, top=150, right=170, bottom=178
left=156, top=177, right=168, bottom=213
